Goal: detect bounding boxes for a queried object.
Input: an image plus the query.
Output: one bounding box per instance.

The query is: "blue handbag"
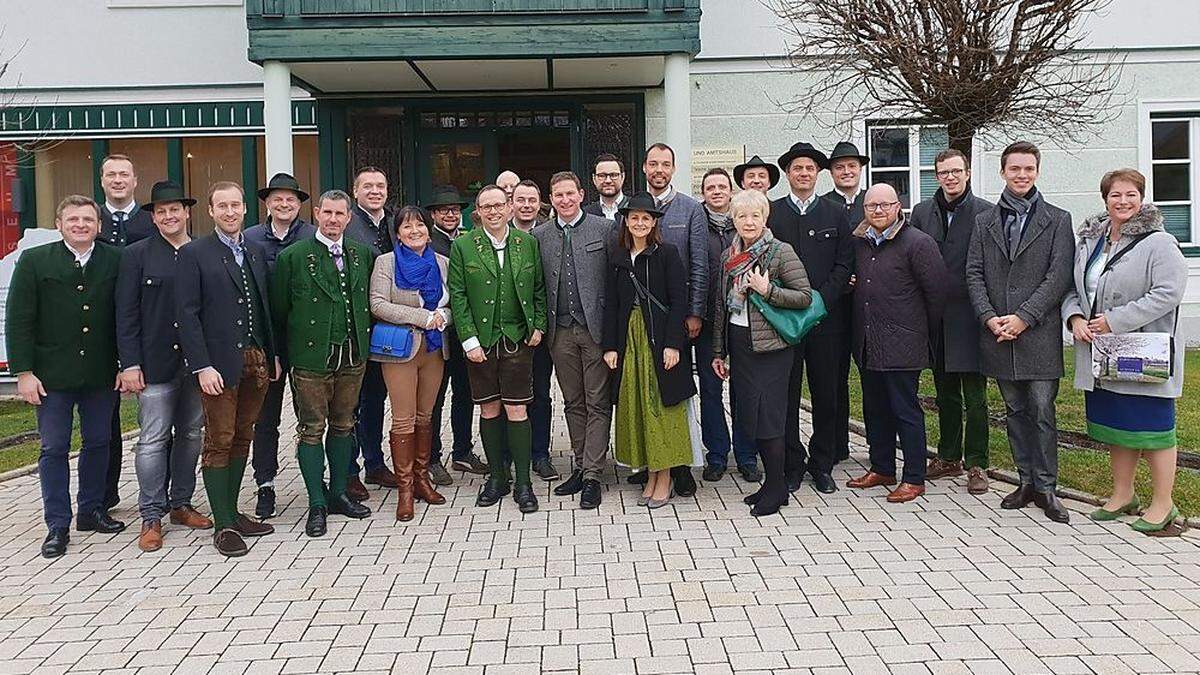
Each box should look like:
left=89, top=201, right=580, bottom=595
left=369, top=322, right=415, bottom=359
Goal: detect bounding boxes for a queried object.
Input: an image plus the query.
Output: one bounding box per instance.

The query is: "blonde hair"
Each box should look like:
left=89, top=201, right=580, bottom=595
left=730, top=189, right=770, bottom=220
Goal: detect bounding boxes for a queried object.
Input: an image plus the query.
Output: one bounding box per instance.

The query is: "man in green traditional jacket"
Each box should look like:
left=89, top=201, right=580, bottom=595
left=448, top=184, right=547, bottom=514
left=271, top=189, right=375, bottom=537
left=6, top=195, right=126, bottom=558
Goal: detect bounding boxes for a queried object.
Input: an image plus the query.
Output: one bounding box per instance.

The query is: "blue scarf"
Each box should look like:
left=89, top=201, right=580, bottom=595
left=394, top=245, right=444, bottom=352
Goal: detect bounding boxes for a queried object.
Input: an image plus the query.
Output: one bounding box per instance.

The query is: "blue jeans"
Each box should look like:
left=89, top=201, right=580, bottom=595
left=36, top=388, right=118, bottom=529
left=695, top=324, right=756, bottom=468
left=350, top=360, right=387, bottom=474
left=135, top=372, right=204, bottom=522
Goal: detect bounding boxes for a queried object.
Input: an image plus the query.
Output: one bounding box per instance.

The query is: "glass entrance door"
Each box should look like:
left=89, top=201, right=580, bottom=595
left=416, top=131, right=498, bottom=207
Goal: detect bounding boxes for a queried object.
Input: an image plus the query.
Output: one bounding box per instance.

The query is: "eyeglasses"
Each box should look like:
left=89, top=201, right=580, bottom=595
left=935, top=168, right=966, bottom=178
left=594, top=172, right=622, bottom=180
left=864, top=202, right=900, bottom=212
left=477, top=203, right=508, bottom=212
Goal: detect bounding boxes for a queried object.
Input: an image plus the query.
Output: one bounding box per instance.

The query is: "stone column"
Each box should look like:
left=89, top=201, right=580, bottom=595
left=263, top=60, right=293, bottom=176
left=663, top=52, right=692, bottom=194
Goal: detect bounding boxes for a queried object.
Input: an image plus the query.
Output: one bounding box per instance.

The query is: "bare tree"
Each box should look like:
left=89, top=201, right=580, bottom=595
left=766, top=0, right=1126, bottom=156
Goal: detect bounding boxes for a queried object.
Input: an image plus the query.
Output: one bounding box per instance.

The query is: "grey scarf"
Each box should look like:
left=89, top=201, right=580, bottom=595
left=998, top=186, right=1042, bottom=255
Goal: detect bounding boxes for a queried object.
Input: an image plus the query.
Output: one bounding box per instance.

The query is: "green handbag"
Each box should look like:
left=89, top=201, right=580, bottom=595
left=749, top=286, right=827, bottom=345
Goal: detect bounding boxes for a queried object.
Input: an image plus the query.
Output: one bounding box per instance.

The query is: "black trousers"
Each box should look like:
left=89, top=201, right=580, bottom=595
left=861, top=369, right=927, bottom=485
left=530, top=340, right=553, bottom=462
left=252, top=358, right=298, bottom=486
left=834, top=309, right=854, bottom=458
left=431, top=330, right=476, bottom=462
left=104, top=403, right=122, bottom=507
left=785, top=324, right=843, bottom=479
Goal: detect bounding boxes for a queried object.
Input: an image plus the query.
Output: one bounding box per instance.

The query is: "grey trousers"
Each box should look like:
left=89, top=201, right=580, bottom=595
left=995, top=378, right=1060, bottom=492
left=135, top=371, right=204, bottom=522
left=550, top=323, right=612, bottom=480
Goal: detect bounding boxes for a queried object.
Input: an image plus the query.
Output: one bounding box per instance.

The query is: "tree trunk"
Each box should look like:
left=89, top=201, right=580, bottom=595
left=947, top=119, right=975, bottom=160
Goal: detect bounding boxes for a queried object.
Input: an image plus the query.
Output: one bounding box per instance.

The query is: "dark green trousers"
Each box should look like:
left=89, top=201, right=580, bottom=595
left=932, top=369, right=989, bottom=469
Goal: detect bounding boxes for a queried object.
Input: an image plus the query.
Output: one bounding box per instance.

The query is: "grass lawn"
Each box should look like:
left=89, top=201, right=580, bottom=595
left=813, top=348, right=1200, bottom=518
left=0, top=397, right=140, bottom=474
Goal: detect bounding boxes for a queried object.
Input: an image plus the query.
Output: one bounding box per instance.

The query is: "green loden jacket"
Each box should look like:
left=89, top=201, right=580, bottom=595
left=6, top=240, right=120, bottom=390
left=271, top=236, right=374, bottom=373
left=448, top=225, right=546, bottom=349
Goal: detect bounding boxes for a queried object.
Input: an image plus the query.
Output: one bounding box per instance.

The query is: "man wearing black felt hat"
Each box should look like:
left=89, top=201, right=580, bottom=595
left=822, top=141, right=870, bottom=464
left=733, top=155, right=780, bottom=194
left=243, top=172, right=317, bottom=518
left=766, top=142, right=855, bottom=496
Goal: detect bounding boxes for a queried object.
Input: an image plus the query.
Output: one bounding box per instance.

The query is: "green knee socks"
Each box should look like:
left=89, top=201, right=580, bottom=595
left=297, top=443, right=327, bottom=508
left=325, top=434, right=353, bottom=497
left=507, top=419, right=532, bottom=487
left=202, top=467, right=232, bottom=530
left=478, top=416, right=509, bottom=484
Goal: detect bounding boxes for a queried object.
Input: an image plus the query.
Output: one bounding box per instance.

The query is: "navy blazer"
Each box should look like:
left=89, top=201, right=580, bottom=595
left=99, top=205, right=155, bottom=248
left=175, top=233, right=276, bottom=386
left=116, top=233, right=187, bottom=384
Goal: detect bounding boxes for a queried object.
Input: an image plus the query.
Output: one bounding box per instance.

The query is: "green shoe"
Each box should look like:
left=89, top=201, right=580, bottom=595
left=1089, top=496, right=1141, bottom=522
left=1131, top=505, right=1180, bottom=533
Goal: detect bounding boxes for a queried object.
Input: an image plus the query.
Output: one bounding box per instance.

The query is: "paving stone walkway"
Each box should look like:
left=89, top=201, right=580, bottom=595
left=0, top=392, right=1198, bottom=675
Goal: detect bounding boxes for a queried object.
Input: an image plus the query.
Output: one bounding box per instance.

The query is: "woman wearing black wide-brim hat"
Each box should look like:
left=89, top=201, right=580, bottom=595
left=601, top=192, right=698, bottom=508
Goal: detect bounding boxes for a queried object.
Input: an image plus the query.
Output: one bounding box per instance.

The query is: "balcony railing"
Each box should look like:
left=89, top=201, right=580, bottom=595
left=250, top=0, right=693, bottom=17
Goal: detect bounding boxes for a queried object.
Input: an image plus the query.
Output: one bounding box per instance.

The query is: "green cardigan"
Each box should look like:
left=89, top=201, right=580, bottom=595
left=271, top=236, right=374, bottom=373
left=448, top=226, right=546, bottom=349
left=6, top=240, right=120, bottom=390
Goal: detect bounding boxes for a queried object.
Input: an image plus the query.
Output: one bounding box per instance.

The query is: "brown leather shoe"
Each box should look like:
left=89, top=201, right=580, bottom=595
left=233, top=513, right=275, bottom=537
left=346, top=476, right=370, bottom=502
left=926, top=458, right=964, bottom=481
left=391, top=431, right=416, bottom=522
left=966, top=467, right=989, bottom=494
left=847, top=471, right=898, bottom=489
left=887, top=483, right=926, bottom=503
left=213, top=528, right=248, bottom=557
left=365, top=466, right=399, bottom=488
left=413, top=425, right=446, bottom=505
left=138, top=520, right=163, bottom=552
left=169, top=505, right=214, bottom=530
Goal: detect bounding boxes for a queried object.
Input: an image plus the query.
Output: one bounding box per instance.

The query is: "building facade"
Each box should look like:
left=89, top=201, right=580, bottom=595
left=2, top=0, right=1198, bottom=338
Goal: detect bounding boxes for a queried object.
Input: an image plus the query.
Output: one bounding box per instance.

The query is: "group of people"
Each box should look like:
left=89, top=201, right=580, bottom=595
left=7, top=136, right=1188, bottom=560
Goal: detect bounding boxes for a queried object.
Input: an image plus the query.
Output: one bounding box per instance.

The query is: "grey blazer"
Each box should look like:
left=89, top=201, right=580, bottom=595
left=368, top=251, right=452, bottom=363
left=532, top=212, right=611, bottom=345
left=1061, top=205, right=1188, bottom=397
left=965, top=197, right=1075, bottom=381
left=910, top=192, right=994, bottom=373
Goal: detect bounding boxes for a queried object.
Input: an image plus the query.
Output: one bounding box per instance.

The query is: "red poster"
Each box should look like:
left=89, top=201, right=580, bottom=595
left=0, top=144, right=19, bottom=257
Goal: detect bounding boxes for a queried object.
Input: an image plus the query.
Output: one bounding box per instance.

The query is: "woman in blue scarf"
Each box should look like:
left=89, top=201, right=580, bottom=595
left=370, top=206, right=452, bottom=521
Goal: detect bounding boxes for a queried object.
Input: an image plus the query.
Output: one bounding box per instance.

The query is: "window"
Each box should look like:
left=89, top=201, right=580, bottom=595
left=1150, top=118, right=1193, bottom=243
left=866, top=124, right=948, bottom=210
left=34, top=141, right=93, bottom=228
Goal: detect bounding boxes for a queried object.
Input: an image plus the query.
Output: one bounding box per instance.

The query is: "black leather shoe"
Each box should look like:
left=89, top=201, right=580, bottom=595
left=327, top=493, right=372, bottom=519
left=811, top=471, right=838, bottom=494
left=1001, top=484, right=1036, bottom=510
left=76, top=509, right=126, bottom=534
left=785, top=472, right=803, bottom=493
left=702, top=464, right=725, bottom=482
left=255, top=486, right=277, bottom=519
left=513, top=483, right=539, bottom=513
left=627, top=471, right=649, bottom=485
left=305, top=507, right=328, bottom=537
left=533, top=458, right=561, bottom=481
left=554, top=470, right=585, bottom=496
left=477, top=477, right=510, bottom=507
left=750, top=494, right=790, bottom=517
left=580, top=479, right=602, bottom=509
left=1039, top=492, right=1070, bottom=523
left=41, top=528, right=69, bottom=559
left=672, top=466, right=697, bottom=497
left=737, top=464, right=762, bottom=483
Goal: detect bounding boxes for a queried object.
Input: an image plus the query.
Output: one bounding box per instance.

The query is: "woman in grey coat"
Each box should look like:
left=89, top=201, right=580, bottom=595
left=1062, top=169, right=1187, bottom=535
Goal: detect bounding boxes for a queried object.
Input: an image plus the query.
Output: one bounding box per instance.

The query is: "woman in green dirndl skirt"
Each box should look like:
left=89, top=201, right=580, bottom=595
left=602, top=193, right=697, bottom=508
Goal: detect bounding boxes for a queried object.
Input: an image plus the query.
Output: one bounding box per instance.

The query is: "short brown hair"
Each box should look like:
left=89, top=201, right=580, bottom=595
left=549, top=171, right=582, bottom=191
left=100, top=153, right=135, bottom=173
left=934, top=148, right=968, bottom=169
left=593, top=153, right=624, bottom=174
left=618, top=211, right=663, bottom=250
left=475, top=184, right=506, bottom=205
left=645, top=142, right=675, bottom=163
left=208, top=181, right=245, bottom=205
left=702, top=167, right=732, bottom=190
left=354, top=166, right=388, bottom=184
left=56, top=195, right=100, bottom=221
left=1100, top=168, right=1146, bottom=198
left=1000, top=141, right=1040, bottom=170
left=513, top=179, right=541, bottom=197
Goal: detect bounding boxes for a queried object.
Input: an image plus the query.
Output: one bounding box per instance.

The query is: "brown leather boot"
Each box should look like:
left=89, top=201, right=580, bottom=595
left=391, top=431, right=416, bottom=521
left=413, top=424, right=446, bottom=505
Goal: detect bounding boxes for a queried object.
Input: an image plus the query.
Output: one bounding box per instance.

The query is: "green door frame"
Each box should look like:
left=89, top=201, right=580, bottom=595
left=316, top=93, right=646, bottom=203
